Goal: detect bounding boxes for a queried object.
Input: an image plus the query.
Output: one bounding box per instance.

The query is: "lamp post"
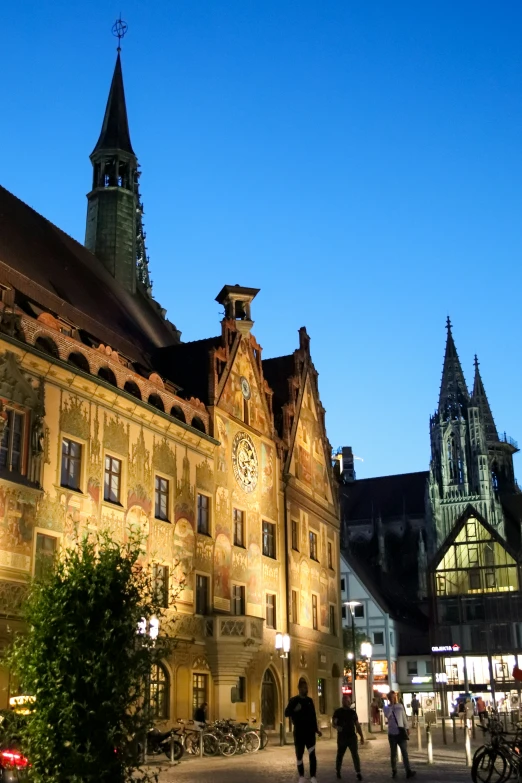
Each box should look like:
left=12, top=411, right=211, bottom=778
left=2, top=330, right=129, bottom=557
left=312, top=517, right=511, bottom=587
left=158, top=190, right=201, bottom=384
left=344, top=601, right=361, bottom=708
left=361, top=641, right=373, bottom=733
left=275, top=632, right=290, bottom=746
left=138, top=615, right=160, bottom=762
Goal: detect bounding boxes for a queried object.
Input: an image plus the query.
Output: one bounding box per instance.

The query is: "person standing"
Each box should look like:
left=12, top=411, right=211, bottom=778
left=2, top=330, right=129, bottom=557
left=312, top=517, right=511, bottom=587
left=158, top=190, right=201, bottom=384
left=383, top=691, right=416, bottom=779
left=285, top=677, right=322, bottom=783
left=332, top=694, right=364, bottom=780
left=410, top=695, right=420, bottom=727
left=476, top=696, right=487, bottom=724
left=194, top=701, right=207, bottom=723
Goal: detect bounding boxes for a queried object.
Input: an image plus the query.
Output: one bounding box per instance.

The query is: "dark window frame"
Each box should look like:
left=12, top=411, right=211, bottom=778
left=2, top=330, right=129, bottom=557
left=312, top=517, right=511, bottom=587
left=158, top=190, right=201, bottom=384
left=0, top=408, right=25, bottom=475
left=61, top=437, right=82, bottom=491
left=309, top=531, right=318, bottom=561
left=328, top=541, right=334, bottom=570
left=197, top=493, right=210, bottom=535
left=192, top=673, right=208, bottom=717
left=232, top=584, right=245, bottom=616
left=291, top=519, right=299, bottom=551
left=35, top=532, right=58, bottom=580
left=154, top=475, right=170, bottom=522
left=312, top=594, right=318, bottom=630
left=292, top=589, right=299, bottom=624
left=195, top=573, right=209, bottom=616
left=153, top=563, right=169, bottom=608
left=329, top=604, right=336, bottom=635
left=262, top=520, right=276, bottom=559
left=373, top=631, right=384, bottom=646
left=266, top=593, right=276, bottom=629
left=150, top=662, right=169, bottom=720
left=233, top=508, right=245, bottom=548
left=104, top=454, right=122, bottom=504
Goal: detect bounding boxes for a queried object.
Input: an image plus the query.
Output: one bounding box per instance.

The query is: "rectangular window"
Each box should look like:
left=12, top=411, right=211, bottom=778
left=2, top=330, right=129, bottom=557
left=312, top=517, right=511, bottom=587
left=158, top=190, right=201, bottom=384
left=104, top=455, right=122, bottom=504
left=340, top=578, right=346, bottom=592
left=312, top=594, right=318, bottom=630
left=0, top=409, right=24, bottom=474
left=328, top=542, right=333, bottom=569
left=235, top=676, right=246, bottom=703
left=291, top=520, right=299, bottom=551
left=233, top=508, right=245, bottom=548
left=192, top=673, right=208, bottom=717
left=407, top=661, right=418, bottom=676
left=373, top=631, right=384, bottom=645
left=469, top=569, right=481, bottom=591
left=354, top=604, right=364, bottom=618
left=61, top=438, right=82, bottom=490
left=329, top=605, right=336, bottom=635
left=197, top=493, right=210, bottom=535
left=309, top=531, right=318, bottom=561
left=341, top=606, right=347, bottom=619
left=390, top=631, right=394, bottom=647
left=195, top=574, right=209, bottom=615
left=291, top=589, right=299, bottom=624
left=232, top=584, right=245, bottom=616
left=153, top=564, right=169, bottom=608
left=317, top=678, right=326, bottom=714
left=485, top=570, right=497, bottom=589
left=262, top=521, right=276, bottom=559
left=35, top=533, right=57, bottom=579
left=425, top=660, right=432, bottom=675
left=266, top=594, right=276, bottom=629
left=154, top=476, right=169, bottom=521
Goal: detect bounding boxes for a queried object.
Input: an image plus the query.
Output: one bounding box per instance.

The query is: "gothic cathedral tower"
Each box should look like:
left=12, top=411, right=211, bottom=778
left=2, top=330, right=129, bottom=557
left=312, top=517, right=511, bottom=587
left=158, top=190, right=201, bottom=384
left=428, top=319, right=518, bottom=547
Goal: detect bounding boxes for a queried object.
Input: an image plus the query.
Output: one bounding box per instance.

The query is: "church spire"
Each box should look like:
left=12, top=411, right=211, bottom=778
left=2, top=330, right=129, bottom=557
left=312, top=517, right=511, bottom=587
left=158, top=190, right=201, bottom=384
left=471, top=355, right=499, bottom=443
left=438, top=317, right=469, bottom=419
left=92, top=52, right=134, bottom=156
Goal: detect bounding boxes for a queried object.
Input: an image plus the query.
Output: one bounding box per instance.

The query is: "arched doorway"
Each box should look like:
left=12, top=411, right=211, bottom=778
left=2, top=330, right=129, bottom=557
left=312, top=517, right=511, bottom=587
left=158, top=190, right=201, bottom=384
left=261, top=668, right=277, bottom=729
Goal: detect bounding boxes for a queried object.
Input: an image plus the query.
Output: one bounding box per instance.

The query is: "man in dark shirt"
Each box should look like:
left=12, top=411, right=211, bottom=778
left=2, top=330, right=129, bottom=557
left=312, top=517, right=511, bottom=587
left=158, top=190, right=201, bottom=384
left=194, top=702, right=207, bottom=723
left=285, top=677, right=322, bottom=783
left=332, top=695, right=364, bottom=780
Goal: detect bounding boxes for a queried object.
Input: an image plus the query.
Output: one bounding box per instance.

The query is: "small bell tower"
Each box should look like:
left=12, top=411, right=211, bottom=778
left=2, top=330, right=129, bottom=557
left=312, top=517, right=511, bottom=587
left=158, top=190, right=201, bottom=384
left=85, top=19, right=138, bottom=294
left=215, top=284, right=260, bottom=335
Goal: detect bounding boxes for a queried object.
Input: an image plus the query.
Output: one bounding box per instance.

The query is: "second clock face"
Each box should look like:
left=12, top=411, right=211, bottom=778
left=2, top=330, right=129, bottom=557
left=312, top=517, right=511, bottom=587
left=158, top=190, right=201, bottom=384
left=240, top=376, right=251, bottom=400
left=232, top=431, right=258, bottom=493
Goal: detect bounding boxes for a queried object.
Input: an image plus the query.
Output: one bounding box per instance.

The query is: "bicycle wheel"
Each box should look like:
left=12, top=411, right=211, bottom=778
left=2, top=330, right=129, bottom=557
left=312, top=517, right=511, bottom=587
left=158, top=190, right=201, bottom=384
left=259, top=729, right=268, bottom=750
left=163, top=740, right=183, bottom=761
left=243, top=731, right=261, bottom=753
left=219, top=733, right=238, bottom=757
left=202, top=732, right=219, bottom=756
left=472, top=748, right=509, bottom=783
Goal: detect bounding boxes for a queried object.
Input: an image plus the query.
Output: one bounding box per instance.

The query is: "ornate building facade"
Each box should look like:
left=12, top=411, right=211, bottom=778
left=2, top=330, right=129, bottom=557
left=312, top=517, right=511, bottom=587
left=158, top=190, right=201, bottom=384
left=0, top=51, right=343, bottom=725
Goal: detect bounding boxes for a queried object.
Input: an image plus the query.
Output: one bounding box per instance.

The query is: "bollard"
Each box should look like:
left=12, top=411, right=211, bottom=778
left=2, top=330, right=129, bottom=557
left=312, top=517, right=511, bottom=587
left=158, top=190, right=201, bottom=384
left=170, top=734, right=176, bottom=764
left=472, top=715, right=476, bottom=740
left=279, top=721, right=284, bottom=747
left=200, top=729, right=204, bottom=758
left=441, top=717, right=447, bottom=745
left=465, top=727, right=471, bottom=767
left=380, top=710, right=385, bottom=732
left=417, top=721, right=422, bottom=750
left=426, top=724, right=433, bottom=764
left=452, top=716, right=457, bottom=743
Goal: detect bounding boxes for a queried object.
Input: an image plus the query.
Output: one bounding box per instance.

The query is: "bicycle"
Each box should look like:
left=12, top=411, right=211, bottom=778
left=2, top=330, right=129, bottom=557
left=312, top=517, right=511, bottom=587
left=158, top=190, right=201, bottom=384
left=250, top=718, right=268, bottom=750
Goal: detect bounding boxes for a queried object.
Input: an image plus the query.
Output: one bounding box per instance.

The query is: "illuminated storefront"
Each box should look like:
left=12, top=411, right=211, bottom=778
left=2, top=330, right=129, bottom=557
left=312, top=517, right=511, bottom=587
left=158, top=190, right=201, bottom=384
left=430, top=510, right=522, bottom=714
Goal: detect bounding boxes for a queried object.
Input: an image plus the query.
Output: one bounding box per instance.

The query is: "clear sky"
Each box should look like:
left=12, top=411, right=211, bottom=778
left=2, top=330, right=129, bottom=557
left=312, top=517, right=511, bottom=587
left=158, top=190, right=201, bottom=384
left=1, top=1, right=521, bottom=479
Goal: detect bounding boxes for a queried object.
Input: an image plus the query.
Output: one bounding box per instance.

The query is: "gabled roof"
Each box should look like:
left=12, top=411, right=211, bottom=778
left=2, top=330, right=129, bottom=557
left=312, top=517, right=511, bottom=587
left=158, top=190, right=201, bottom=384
left=341, top=471, right=429, bottom=522
left=430, top=503, right=520, bottom=570
left=0, top=184, right=178, bottom=366
left=92, top=52, right=134, bottom=156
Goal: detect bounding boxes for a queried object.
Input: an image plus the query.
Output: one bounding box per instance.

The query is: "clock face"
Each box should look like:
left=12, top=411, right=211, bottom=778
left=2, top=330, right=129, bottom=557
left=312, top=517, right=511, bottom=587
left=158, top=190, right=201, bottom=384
left=240, top=376, right=251, bottom=400
left=232, top=431, right=258, bottom=493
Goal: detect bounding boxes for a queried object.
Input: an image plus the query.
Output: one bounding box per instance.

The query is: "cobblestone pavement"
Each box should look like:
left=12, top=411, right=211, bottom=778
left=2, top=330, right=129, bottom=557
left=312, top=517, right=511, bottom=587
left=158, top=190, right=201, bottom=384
left=146, top=732, right=476, bottom=782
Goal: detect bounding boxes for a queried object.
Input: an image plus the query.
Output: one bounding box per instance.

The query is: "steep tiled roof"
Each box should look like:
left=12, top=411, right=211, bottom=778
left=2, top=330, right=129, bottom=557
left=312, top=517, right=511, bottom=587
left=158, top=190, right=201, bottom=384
left=341, top=471, right=429, bottom=521
left=155, top=337, right=222, bottom=404
left=262, top=354, right=294, bottom=436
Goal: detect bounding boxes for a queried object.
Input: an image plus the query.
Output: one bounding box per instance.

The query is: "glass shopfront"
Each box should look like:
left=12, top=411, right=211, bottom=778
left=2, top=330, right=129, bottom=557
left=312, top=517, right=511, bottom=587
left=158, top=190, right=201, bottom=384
left=433, top=654, right=522, bottom=715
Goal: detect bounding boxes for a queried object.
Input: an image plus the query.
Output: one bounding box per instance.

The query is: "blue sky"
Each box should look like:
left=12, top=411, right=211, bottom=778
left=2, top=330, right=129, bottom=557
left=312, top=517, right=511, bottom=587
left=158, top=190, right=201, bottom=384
left=1, top=1, right=521, bottom=479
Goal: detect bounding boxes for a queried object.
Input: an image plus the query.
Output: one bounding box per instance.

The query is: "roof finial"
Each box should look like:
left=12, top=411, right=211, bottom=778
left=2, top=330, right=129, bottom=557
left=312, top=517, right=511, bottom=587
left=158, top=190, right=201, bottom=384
left=474, top=354, right=479, bottom=370
left=446, top=315, right=452, bottom=331
left=112, top=15, right=128, bottom=53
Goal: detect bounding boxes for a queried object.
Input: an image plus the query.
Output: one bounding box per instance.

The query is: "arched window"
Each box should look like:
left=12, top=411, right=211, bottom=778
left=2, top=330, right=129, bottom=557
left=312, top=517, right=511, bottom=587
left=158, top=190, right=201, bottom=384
left=68, top=352, right=90, bottom=373
left=97, top=367, right=117, bottom=387
left=171, top=406, right=186, bottom=423
left=148, top=394, right=164, bottom=412
left=35, top=336, right=59, bottom=358
left=150, top=662, right=169, bottom=720
left=191, top=417, right=206, bottom=434
left=124, top=381, right=142, bottom=400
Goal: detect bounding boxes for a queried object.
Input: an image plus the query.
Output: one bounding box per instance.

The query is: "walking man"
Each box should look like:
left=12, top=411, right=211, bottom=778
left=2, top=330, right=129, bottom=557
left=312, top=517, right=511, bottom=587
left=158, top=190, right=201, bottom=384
left=332, top=694, right=364, bottom=780
left=285, top=677, right=322, bottom=783
left=383, top=691, right=416, bottom=779
left=410, top=694, right=420, bottom=727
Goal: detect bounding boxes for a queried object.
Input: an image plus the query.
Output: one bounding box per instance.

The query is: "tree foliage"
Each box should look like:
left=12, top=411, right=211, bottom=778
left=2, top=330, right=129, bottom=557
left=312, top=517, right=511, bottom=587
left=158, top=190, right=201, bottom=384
left=5, top=532, right=180, bottom=783
left=343, top=626, right=370, bottom=656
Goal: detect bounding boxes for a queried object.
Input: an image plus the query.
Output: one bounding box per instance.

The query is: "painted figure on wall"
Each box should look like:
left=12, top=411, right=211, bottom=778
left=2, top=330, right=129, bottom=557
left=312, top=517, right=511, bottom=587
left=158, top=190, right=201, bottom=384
left=173, top=517, right=195, bottom=603
left=216, top=416, right=229, bottom=474
left=214, top=532, right=232, bottom=602
left=247, top=541, right=262, bottom=605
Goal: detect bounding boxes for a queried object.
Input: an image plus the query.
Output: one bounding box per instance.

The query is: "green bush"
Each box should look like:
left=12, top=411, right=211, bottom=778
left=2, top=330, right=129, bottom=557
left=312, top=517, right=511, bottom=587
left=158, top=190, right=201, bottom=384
left=5, top=532, right=179, bottom=783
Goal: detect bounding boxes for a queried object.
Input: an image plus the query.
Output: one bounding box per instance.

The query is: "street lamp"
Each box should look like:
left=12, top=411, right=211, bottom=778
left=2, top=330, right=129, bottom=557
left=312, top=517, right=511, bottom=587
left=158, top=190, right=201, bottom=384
left=361, top=642, right=373, bottom=733
left=344, top=601, right=361, bottom=707
left=138, top=616, right=160, bottom=762
left=275, top=633, right=290, bottom=746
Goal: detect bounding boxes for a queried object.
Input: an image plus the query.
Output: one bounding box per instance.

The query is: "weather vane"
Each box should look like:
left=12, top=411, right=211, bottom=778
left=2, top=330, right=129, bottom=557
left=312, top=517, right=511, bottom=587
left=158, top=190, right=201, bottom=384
left=112, top=16, right=128, bottom=52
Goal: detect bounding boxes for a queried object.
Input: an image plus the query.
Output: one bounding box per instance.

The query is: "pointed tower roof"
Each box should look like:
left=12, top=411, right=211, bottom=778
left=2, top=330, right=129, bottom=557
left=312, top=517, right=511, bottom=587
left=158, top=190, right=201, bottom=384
left=471, top=355, right=499, bottom=442
left=92, top=52, right=134, bottom=155
left=438, top=317, right=470, bottom=418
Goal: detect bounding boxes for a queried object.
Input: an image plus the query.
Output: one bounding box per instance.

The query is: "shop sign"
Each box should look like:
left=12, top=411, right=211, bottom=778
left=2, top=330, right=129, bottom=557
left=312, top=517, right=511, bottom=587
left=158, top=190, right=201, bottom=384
left=431, top=644, right=460, bottom=653
left=436, top=673, right=448, bottom=683
left=411, top=676, right=432, bottom=684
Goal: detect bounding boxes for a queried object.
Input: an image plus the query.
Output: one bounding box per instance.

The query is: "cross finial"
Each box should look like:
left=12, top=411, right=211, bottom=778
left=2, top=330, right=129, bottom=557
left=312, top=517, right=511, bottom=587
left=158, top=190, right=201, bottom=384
left=112, top=16, right=128, bottom=52
left=446, top=316, right=452, bottom=331
left=474, top=354, right=479, bottom=369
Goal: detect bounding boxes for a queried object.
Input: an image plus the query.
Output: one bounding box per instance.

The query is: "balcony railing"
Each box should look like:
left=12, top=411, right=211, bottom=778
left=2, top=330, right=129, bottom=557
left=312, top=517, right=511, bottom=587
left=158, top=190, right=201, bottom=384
left=498, top=432, right=519, bottom=450
left=204, top=615, right=264, bottom=641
